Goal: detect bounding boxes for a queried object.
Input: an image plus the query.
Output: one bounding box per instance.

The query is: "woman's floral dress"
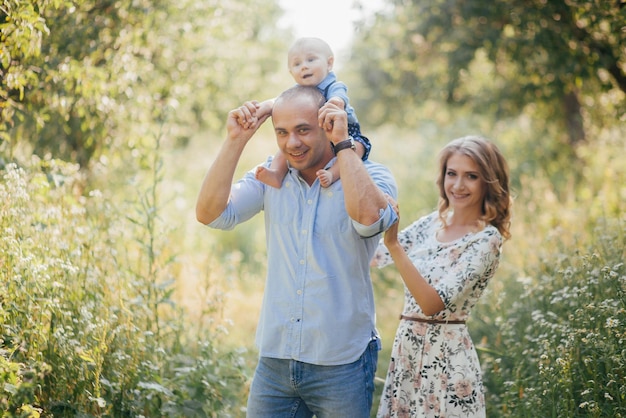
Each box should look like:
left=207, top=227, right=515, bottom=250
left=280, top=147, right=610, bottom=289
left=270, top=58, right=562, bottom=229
left=374, top=212, right=503, bottom=418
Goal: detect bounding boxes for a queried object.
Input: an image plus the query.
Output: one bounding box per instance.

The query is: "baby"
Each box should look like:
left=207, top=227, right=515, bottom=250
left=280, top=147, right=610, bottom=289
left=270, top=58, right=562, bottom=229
left=249, top=37, right=371, bottom=188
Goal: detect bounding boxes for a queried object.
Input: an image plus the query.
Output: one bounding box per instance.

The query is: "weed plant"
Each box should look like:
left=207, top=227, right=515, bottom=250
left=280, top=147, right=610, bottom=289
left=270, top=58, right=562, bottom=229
left=0, top=143, right=246, bottom=416
left=478, top=221, right=625, bottom=418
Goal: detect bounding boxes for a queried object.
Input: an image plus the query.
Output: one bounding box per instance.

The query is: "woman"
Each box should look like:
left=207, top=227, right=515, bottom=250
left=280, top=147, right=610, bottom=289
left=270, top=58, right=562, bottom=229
left=374, top=136, right=512, bottom=418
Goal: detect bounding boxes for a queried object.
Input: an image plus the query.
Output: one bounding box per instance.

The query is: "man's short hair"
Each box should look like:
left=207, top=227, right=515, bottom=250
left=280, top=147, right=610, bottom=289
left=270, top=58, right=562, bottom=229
left=275, top=85, right=326, bottom=109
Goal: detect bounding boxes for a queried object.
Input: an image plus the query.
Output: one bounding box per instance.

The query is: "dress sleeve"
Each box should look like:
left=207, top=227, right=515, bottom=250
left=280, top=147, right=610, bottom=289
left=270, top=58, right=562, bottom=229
left=434, top=229, right=503, bottom=311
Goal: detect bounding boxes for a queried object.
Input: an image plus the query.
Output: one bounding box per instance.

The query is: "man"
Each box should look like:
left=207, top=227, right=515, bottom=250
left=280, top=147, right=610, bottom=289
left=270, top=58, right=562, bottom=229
left=196, top=85, right=397, bottom=417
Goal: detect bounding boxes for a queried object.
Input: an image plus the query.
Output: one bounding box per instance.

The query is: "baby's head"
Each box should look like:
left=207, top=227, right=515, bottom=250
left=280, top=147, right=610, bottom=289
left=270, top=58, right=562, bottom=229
left=287, top=37, right=334, bottom=87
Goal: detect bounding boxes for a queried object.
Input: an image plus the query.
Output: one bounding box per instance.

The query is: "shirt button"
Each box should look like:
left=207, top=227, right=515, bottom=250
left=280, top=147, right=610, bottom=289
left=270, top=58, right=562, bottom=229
left=297, top=290, right=302, bottom=295
left=307, top=199, right=313, bottom=204
left=299, top=259, right=305, bottom=265
left=302, top=229, right=307, bottom=235
left=291, top=317, right=295, bottom=322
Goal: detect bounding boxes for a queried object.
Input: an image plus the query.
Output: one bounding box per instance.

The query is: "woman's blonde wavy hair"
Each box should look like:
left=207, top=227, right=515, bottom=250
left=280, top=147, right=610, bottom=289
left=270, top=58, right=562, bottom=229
left=436, top=135, right=512, bottom=239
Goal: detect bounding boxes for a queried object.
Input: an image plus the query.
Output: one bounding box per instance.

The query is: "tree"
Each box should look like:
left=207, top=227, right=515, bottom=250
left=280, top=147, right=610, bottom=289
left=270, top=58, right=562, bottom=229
left=1, top=0, right=139, bottom=166
left=0, top=0, right=54, bottom=144
left=352, top=0, right=626, bottom=145
left=1, top=0, right=287, bottom=169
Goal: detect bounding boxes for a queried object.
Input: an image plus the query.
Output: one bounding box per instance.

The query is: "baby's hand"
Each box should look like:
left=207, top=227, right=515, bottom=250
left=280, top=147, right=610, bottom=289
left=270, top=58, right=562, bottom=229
left=234, top=100, right=261, bottom=129
left=327, top=97, right=345, bottom=110
left=255, top=99, right=274, bottom=120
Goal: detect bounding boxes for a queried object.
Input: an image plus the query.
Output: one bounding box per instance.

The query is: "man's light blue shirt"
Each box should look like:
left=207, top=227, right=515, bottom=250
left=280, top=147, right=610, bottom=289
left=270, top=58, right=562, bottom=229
left=208, top=157, right=398, bottom=365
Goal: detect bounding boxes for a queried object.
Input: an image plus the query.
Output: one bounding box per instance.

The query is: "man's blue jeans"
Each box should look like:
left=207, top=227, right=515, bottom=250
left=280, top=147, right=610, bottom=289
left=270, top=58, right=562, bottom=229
left=246, top=339, right=379, bottom=418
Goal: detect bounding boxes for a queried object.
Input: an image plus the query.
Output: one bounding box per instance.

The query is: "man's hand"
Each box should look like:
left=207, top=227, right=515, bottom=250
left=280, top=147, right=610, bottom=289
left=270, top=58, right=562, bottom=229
left=228, top=100, right=271, bottom=142
left=318, top=101, right=349, bottom=145
left=327, top=96, right=346, bottom=110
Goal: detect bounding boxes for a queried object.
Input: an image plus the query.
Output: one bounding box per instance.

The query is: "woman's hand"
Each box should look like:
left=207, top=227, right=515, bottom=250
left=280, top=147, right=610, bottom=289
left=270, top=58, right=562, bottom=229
left=383, top=194, right=400, bottom=248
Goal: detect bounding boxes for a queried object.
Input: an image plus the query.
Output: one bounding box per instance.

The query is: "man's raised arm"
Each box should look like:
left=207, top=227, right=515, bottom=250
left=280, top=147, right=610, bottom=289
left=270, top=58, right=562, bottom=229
left=196, top=101, right=270, bottom=225
left=318, top=102, right=388, bottom=226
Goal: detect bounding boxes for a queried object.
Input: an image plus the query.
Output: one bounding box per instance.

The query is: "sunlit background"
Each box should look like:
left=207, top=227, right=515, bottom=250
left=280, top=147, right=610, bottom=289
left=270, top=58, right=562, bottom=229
left=2, top=0, right=624, bottom=416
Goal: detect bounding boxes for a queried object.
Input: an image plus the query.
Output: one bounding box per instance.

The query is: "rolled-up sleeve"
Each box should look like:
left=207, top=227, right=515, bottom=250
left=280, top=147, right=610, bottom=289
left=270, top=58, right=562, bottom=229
left=352, top=202, right=398, bottom=238
left=207, top=164, right=266, bottom=231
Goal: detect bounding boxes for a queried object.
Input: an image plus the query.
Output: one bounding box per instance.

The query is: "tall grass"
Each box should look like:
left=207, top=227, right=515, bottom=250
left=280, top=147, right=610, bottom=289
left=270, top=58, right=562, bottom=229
left=477, top=220, right=625, bottom=417
left=0, top=134, right=247, bottom=416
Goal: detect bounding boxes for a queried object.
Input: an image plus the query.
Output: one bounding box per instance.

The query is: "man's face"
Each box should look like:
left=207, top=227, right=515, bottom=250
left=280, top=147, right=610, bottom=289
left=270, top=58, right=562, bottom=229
left=272, top=94, right=333, bottom=184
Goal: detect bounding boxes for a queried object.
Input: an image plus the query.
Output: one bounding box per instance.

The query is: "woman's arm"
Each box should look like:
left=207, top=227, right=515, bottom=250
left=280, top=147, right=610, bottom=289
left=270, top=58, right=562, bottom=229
left=383, top=197, right=444, bottom=316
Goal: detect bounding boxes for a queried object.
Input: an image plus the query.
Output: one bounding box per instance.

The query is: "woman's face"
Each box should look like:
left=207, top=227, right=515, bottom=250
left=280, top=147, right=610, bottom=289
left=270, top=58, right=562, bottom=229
left=443, top=152, right=486, bottom=213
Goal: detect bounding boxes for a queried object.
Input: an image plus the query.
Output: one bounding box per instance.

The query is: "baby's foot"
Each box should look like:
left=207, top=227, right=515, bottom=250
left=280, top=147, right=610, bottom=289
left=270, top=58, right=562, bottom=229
left=256, top=166, right=284, bottom=188
left=316, top=169, right=334, bottom=188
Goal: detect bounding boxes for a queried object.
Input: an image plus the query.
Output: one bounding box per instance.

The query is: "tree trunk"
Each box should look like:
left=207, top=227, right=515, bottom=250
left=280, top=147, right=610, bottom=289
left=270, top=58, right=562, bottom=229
left=563, top=90, right=585, bottom=145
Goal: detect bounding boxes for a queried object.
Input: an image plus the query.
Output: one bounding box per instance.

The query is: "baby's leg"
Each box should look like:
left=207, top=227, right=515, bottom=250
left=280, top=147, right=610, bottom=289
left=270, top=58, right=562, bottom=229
left=316, top=141, right=367, bottom=187
left=256, top=151, right=288, bottom=188
left=316, top=164, right=339, bottom=188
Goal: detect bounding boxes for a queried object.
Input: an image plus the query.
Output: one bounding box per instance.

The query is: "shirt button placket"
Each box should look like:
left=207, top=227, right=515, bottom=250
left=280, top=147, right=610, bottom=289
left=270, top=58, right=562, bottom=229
left=291, top=189, right=317, bottom=358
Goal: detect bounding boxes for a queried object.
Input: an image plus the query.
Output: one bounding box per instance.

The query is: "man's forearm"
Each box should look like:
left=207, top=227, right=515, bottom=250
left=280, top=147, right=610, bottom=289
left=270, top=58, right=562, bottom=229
left=195, top=137, right=247, bottom=225
left=318, top=100, right=386, bottom=225
left=335, top=149, right=387, bottom=225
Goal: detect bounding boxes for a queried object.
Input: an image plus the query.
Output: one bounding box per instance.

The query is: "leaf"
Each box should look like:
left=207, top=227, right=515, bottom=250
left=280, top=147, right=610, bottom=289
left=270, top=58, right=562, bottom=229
left=137, top=381, right=174, bottom=396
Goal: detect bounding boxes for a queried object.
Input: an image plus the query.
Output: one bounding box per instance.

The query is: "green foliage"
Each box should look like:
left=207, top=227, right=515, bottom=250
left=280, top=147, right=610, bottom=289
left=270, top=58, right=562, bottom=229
left=0, top=145, right=246, bottom=415
left=351, top=0, right=625, bottom=144
left=464, top=119, right=626, bottom=417
left=2, top=1, right=625, bottom=416
left=1, top=0, right=288, bottom=168
left=478, top=224, right=625, bottom=417
left=0, top=0, right=56, bottom=143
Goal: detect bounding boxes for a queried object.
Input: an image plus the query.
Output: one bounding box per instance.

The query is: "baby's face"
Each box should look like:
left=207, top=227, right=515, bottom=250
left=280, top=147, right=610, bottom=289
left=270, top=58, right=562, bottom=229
left=288, top=44, right=333, bottom=87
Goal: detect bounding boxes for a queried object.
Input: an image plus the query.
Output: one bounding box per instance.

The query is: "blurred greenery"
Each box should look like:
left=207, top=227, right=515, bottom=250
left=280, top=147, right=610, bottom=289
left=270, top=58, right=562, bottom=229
left=350, top=0, right=625, bottom=145
left=1, top=0, right=288, bottom=167
left=1, top=0, right=625, bottom=416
